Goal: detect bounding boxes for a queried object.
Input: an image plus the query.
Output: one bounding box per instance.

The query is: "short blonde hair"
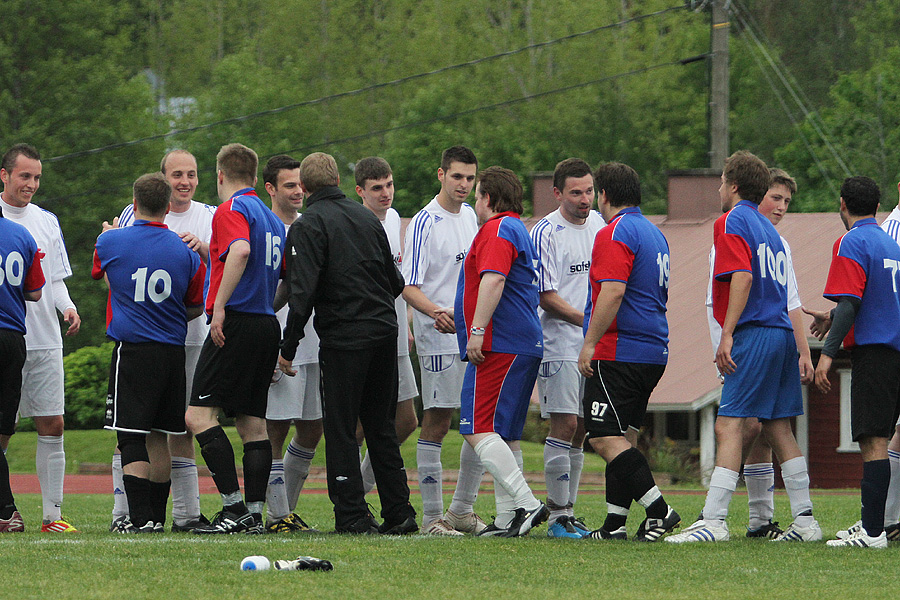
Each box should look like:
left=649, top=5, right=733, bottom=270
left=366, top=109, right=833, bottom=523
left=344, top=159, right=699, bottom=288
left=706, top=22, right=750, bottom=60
left=300, top=152, right=339, bottom=194
left=216, top=143, right=258, bottom=186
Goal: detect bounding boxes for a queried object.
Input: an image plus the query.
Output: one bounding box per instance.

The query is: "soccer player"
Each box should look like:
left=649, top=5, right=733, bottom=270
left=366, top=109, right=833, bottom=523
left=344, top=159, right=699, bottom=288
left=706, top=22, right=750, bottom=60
left=278, top=152, right=416, bottom=535
left=805, top=177, right=900, bottom=548
left=354, top=157, right=420, bottom=497
left=262, top=154, right=322, bottom=533
left=402, top=146, right=486, bottom=535
left=108, top=149, right=213, bottom=532
left=667, top=151, right=819, bottom=543
left=0, top=209, right=45, bottom=533
left=93, top=173, right=205, bottom=533
left=455, top=166, right=548, bottom=537
left=704, top=168, right=814, bottom=539
left=0, top=144, right=80, bottom=533
left=576, top=162, right=680, bottom=542
left=530, top=158, right=602, bottom=538
left=185, top=143, right=286, bottom=534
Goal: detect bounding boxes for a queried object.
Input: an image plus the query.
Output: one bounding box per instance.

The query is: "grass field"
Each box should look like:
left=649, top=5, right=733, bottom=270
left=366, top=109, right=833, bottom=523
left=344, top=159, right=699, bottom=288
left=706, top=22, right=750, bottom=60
left=5, top=431, right=897, bottom=599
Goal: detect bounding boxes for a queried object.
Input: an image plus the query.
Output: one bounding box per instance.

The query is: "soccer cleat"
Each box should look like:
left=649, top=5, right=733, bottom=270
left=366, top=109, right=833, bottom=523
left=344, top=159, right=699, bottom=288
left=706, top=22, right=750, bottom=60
left=171, top=514, right=210, bottom=533
left=421, top=519, right=464, bottom=536
left=0, top=510, right=24, bottom=533
left=826, top=528, right=888, bottom=548
left=192, top=509, right=259, bottom=535
left=116, top=517, right=161, bottom=534
left=884, top=522, right=900, bottom=542
left=772, top=520, right=822, bottom=542
left=476, top=521, right=508, bottom=537
left=836, top=519, right=862, bottom=540
left=41, top=518, right=78, bottom=533
left=334, top=513, right=380, bottom=535
left=746, top=520, right=783, bottom=539
left=109, top=516, right=129, bottom=533
left=379, top=515, right=419, bottom=535
left=664, top=519, right=729, bottom=543
left=444, top=509, right=487, bottom=534
left=283, top=513, right=318, bottom=533
left=586, top=526, right=627, bottom=540
left=500, top=503, right=550, bottom=538
left=634, top=507, right=681, bottom=542
left=547, top=515, right=582, bottom=539
left=570, top=517, right=590, bottom=537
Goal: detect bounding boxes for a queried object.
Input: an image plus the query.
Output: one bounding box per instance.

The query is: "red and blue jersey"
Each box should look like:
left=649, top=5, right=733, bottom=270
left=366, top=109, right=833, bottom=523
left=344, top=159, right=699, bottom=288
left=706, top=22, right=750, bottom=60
left=823, top=217, right=900, bottom=352
left=92, top=221, right=205, bottom=345
left=712, top=200, right=792, bottom=331
left=454, top=212, right=543, bottom=359
left=584, top=206, right=669, bottom=364
left=0, top=217, right=45, bottom=334
left=206, top=188, right=285, bottom=317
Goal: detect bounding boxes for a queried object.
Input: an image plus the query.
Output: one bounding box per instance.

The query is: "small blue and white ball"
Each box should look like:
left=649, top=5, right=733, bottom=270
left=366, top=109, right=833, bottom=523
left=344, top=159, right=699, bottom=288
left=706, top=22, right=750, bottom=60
left=240, top=556, right=271, bottom=571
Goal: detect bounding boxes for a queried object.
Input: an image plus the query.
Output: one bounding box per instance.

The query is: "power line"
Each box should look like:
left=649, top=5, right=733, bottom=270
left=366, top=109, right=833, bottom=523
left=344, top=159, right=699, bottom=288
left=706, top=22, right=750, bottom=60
left=43, top=4, right=688, bottom=164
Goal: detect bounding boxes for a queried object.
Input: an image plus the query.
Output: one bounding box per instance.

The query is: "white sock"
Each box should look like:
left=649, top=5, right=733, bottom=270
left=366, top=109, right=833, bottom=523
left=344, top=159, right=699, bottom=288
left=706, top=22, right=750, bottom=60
left=112, top=453, right=129, bottom=519
left=360, top=451, right=376, bottom=494
left=170, top=456, right=201, bottom=526
left=266, top=459, right=289, bottom=522
left=543, top=437, right=571, bottom=521
left=885, top=449, right=900, bottom=526
left=568, top=446, right=585, bottom=517
left=474, top=435, right=539, bottom=519
left=780, top=456, right=814, bottom=525
left=448, top=440, right=484, bottom=515
left=417, top=439, right=444, bottom=525
left=36, top=435, right=64, bottom=522
left=283, top=441, right=315, bottom=513
left=702, top=466, right=739, bottom=526
left=743, top=462, right=775, bottom=529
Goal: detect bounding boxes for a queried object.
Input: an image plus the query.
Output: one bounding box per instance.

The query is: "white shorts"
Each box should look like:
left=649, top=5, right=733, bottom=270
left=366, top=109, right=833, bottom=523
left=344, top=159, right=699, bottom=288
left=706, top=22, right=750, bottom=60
left=419, top=354, right=465, bottom=410
left=537, top=360, right=584, bottom=418
left=19, top=348, right=65, bottom=418
left=266, top=363, right=322, bottom=421
left=398, top=354, right=418, bottom=402
left=184, top=344, right=203, bottom=410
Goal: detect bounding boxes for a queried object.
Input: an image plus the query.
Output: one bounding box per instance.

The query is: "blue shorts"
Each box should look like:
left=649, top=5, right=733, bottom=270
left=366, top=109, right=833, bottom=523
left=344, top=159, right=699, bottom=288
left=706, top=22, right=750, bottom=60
left=719, top=325, right=802, bottom=420
left=459, top=352, right=540, bottom=441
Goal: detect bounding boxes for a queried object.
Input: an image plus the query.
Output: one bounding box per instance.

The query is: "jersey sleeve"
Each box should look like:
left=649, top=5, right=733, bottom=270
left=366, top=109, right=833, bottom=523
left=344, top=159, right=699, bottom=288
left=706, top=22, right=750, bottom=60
left=592, top=228, right=635, bottom=283
left=118, top=203, right=134, bottom=227
left=476, top=233, right=518, bottom=277
left=824, top=236, right=866, bottom=301
left=48, top=214, right=73, bottom=281
left=401, top=211, right=431, bottom=286
left=531, top=219, right=558, bottom=292
left=785, top=244, right=801, bottom=310
left=24, top=249, right=46, bottom=292
left=91, top=239, right=106, bottom=280
left=212, top=206, right=250, bottom=262
left=185, top=257, right=206, bottom=307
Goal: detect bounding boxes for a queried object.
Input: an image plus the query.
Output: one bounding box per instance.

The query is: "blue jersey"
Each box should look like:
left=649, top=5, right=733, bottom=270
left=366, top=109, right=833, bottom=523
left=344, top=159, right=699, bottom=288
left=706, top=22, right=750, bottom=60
left=455, top=212, right=543, bottom=358
left=0, top=217, right=45, bottom=334
left=712, top=200, right=792, bottom=330
left=584, top=206, right=669, bottom=364
left=824, top=218, right=900, bottom=352
left=206, top=189, right=284, bottom=317
left=93, top=221, right=205, bottom=345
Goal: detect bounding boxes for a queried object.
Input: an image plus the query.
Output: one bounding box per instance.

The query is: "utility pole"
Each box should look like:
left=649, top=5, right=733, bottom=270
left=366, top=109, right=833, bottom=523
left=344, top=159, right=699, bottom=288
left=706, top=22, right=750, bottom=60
left=710, top=0, right=730, bottom=169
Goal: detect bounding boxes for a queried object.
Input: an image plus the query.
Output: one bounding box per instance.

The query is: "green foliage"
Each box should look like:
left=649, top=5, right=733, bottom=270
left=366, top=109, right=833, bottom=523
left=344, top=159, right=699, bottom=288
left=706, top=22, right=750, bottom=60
left=62, top=342, right=114, bottom=430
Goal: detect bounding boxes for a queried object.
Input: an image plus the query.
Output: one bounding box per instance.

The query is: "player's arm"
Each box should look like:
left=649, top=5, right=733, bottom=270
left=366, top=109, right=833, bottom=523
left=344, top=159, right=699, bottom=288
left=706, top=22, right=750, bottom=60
left=539, top=290, right=584, bottom=327
left=715, top=271, right=752, bottom=375
left=404, top=285, right=455, bottom=333
left=577, top=282, right=625, bottom=378
left=802, top=306, right=832, bottom=340
left=814, top=297, right=860, bottom=393
left=280, top=218, right=324, bottom=372
left=273, top=279, right=289, bottom=312
left=466, top=272, right=506, bottom=365
left=788, top=306, right=813, bottom=384
left=210, top=240, right=250, bottom=347
left=50, top=279, right=80, bottom=336
left=24, top=248, right=46, bottom=302
left=178, top=231, right=210, bottom=263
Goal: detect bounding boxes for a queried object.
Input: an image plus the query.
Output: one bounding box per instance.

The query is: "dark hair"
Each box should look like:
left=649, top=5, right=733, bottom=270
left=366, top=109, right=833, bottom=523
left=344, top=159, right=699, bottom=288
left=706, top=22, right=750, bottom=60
left=440, top=146, right=478, bottom=171
left=1, top=143, right=41, bottom=173
left=133, top=173, right=171, bottom=216
left=216, top=143, right=258, bottom=186
left=354, top=157, right=392, bottom=188
left=553, top=158, right=592, bottom=191
left=769, top=167, right=797, bottom=195
left=477, top=166, right=523, bottom=214
left=593, top=162, right=641, bottom=207
left=159, top=149, right=195, bottom=174
left=723, top=151, right=770, bottom=204
left=263, top=154, right=301, bottom=188
left=299, top=152, right=339, bottom=194
left=840, top=176, right=880, bottom=216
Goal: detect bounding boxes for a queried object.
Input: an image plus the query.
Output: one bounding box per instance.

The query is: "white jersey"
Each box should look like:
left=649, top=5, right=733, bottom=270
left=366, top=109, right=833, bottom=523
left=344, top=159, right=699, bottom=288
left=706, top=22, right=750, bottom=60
left=530, top=209, right=603, bottom=361
left=118, top=200, right=215, bottom=346
left=881, top=206, right=900, bottom=246
left=0, top=197, right=75, bottom=350
left=705, top=235, right=800, bottom=349
left=277, top=219, right=319, bottom=366
left=402, top=196, right=477, bottom=355
left=381, top=208, right=411, bottom=357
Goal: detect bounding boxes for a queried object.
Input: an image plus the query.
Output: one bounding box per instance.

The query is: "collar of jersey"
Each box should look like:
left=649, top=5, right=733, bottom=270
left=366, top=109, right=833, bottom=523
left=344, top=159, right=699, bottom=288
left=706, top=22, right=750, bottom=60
left=230, top=188, right=259, bottom=201
left=133, top=219, right=169, bottom=229
left=735, top=200, right=759, bottom=210
left=488, top=211, right=520, bottom=222
left=850, top=216, right=877, bottom=229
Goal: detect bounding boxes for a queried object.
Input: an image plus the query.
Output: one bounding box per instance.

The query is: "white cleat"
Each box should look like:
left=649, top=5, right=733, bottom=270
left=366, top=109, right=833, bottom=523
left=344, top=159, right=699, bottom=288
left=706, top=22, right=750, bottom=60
left=826, top=528, right=887, bottom=548
left=772, top=520, right=822, bottom=542
left=835, top=519, right=862, bottom=540
left=664, top=519, right=730, bottom=543
left=421, top=519, right=464, bottom=536
left=444, top=510, right=487, bottom=534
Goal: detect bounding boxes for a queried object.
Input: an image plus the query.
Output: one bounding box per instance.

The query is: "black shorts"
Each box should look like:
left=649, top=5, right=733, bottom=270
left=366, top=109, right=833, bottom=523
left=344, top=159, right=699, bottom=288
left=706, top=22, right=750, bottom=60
left=850, top=345, right=900, bottom=441
left=190, top=311, right=280, bottom=419
left=583, top=360, right=665, bottom=438
left=0, top=328, right=26, bottom=436
left=105, top=341, right=187, bottom=434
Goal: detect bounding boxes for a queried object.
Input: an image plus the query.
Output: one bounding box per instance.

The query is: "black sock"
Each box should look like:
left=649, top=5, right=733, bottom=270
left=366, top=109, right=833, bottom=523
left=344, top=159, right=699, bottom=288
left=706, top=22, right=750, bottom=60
left=196, top=426, right=240, bottom=496
left=242, top=440, right=273, bottom=505
left=0, top=450, right=15, bottom=514
left=603, top=456, right=632, bottom=531
left=861, top=459, right=890, bottom=537
left=123, top=474, right=153, bottom=526
left=149, top=480, right=171, bottom=525
left=615, top=447, right=668, bottom=519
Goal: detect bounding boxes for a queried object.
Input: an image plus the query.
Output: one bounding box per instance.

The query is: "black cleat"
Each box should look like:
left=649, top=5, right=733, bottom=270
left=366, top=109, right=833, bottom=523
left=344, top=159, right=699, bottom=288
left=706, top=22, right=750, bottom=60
left=499, top=503, right=550, bottom=538
left=586, top=525, right=627, bottom=540
left=171, top=514, right=210, bottom=533
left=746, top=520, right=784, bottom=539
left=334, top=513, right=379, bottom=535
left=634, top=507, right=681, bottom=542
left=379, top=515, right=418, bottom=535
left=192, top=509, right=258, bottom=535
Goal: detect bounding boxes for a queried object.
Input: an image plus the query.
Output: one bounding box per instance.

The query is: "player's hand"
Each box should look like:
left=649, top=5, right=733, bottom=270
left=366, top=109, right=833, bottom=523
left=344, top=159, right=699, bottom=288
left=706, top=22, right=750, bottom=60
left=577, top=345, right=594, bottom=378
left=63, top=309, right=81, bottom=336
left=210, top=307, right=226, bottom=347
left=798, top=354, right=814, bottom=385
left=433, top=307, right=456, bottom=334
left=814, top=354, right=833, bottom=393
left=179, top=231, right=202, bottom=253
left=715, top=333, right=737, bottom=375
left=466, top=334, right=485, bottom=365
left=802, top=306, right=831, bottom=341
left=277, top=354, right=297, bottom=377
left=100, top=216, right=119, bottom=234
